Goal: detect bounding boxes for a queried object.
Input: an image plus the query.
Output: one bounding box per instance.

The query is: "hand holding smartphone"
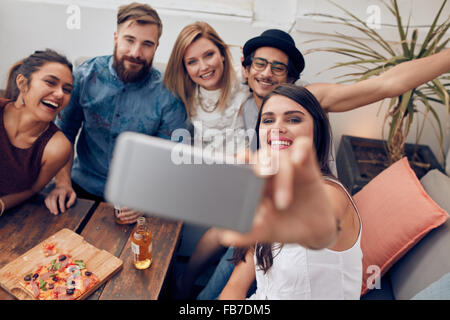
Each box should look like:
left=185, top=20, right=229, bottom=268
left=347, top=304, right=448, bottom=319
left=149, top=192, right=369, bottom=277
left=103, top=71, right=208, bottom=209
left=105, top=132, right=265, bottom=232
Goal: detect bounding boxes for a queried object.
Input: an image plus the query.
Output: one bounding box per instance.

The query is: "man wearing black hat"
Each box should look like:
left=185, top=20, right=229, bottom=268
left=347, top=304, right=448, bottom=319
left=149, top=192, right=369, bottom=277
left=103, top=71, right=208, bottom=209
left=240, top=29, right=306, bottom=135
left=239, top=28, right=341, bottom=174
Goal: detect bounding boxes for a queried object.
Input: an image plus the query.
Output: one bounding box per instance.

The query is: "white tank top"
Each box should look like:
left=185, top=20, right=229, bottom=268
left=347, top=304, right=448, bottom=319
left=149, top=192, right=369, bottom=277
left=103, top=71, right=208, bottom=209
left=248, top=177, right=363, bottom=300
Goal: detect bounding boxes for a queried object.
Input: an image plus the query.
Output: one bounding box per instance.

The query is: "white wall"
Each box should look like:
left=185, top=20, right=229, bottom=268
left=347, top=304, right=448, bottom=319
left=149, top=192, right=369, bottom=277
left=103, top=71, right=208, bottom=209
left=0, top=0, right=448, bottom=166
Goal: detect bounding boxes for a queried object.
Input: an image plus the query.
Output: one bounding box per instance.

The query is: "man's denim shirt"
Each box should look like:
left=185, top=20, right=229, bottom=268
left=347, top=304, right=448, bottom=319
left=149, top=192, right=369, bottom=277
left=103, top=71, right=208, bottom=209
left=56, top=55, right=187, bottom=197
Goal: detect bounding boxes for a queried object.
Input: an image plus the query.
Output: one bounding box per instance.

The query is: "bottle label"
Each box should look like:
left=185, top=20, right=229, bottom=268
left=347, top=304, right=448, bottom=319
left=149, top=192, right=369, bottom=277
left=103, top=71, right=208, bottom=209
left=131, top=241, right=140, bottom=255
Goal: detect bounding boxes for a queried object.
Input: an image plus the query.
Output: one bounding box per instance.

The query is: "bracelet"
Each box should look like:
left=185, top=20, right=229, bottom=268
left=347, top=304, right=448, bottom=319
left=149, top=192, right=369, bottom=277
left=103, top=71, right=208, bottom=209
left=0, top=198, right=5, bottom=217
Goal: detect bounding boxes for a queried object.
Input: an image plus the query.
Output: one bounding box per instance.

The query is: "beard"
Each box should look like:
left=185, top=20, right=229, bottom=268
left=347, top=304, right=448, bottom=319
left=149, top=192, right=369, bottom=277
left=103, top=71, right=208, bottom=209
left=113, top=46, right=153, bottom=83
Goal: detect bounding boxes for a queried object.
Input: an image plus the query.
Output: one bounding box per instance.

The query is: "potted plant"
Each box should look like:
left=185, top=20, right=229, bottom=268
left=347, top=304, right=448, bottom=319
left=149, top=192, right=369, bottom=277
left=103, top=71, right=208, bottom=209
left=305, top=0, right=449, bottom=193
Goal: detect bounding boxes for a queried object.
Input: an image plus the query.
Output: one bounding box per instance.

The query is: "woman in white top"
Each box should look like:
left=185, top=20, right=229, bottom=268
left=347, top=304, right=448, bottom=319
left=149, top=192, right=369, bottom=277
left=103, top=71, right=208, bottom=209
left=164, top=21, right=249, bottom=157
left=219, top=83, right=362, bottom=299
left=164, top=21, right=252, bottom=299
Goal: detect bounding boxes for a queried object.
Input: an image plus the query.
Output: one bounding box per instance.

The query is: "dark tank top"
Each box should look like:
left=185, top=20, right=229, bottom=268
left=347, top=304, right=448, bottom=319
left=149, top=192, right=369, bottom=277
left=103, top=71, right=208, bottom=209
left=0, top=98, right=60, bottom=196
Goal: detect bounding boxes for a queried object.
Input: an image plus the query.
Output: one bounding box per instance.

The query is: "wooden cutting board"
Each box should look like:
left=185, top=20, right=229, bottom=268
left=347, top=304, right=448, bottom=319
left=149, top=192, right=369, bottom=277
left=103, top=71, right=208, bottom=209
left=0, top=228, right=123, bottom=300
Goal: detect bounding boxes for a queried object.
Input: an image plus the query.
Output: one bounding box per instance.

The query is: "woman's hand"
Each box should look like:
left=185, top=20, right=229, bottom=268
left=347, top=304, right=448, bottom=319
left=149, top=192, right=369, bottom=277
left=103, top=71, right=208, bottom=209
left=44, top=184, right=77, bottom=215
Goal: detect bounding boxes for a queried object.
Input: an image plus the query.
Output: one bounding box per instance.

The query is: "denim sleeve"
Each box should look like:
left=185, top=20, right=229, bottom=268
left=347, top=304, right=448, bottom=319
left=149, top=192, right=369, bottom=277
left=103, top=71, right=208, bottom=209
left=156, top=96, right=188, bottom=140
left=55, top=67, right=84, bottom=143
left=197, top=247, right=257, bottom=300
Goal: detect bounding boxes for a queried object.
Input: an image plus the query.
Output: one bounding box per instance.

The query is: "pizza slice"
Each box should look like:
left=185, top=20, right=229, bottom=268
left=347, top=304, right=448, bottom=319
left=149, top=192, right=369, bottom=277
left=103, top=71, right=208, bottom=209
left=22, top=254, right=100, bottom=300
left=41, top=242, right=58, bottom=257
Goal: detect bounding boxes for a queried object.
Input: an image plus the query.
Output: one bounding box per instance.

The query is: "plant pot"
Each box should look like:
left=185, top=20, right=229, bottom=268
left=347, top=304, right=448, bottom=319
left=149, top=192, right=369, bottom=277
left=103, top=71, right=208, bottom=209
left=336, top=135, right=444, bottom=195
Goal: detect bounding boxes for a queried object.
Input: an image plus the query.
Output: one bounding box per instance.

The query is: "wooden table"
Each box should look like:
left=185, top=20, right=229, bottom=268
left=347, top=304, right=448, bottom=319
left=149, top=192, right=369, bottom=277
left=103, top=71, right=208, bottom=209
left=0, top=195, right=182, bottom=300
left=81, top=203, right=182, bottom=300
left=0, top=193, right=95, bottom=300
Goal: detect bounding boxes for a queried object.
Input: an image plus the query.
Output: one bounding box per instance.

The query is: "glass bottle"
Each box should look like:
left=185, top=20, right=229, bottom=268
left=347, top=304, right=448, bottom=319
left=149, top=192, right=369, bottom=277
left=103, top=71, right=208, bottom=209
left=131, top=217, right=152, bottom=270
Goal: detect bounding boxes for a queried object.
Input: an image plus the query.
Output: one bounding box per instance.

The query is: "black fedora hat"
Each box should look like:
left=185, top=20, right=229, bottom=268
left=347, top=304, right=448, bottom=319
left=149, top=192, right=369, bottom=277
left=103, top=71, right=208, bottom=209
left=243, top=29, right=305, bottom=76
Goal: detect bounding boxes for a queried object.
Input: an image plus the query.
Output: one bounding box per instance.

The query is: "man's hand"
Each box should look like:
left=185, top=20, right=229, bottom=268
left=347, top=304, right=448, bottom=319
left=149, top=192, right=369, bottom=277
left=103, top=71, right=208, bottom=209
left=115, top=208, right=143, bottom=224
left=44, top=184, right=77, bottom=215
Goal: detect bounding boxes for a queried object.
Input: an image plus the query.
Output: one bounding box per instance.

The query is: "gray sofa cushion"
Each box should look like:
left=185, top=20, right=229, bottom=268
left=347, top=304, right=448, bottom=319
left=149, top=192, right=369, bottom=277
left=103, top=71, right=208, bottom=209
left=420, top=169, right=450, bottom=210
left=389, top=169, right=450, bottom=300
left=411, top=273, right=450, bottom=299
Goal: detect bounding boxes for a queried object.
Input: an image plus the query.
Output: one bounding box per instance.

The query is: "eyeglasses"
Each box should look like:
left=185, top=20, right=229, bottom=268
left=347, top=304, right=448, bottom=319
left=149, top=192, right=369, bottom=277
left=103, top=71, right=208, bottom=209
left=251, top=57, right=288, bottom=76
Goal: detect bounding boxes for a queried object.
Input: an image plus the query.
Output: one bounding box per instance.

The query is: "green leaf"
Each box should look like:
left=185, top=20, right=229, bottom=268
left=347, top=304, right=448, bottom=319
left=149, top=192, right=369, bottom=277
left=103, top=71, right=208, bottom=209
left=406, top=98, right=415, bottom=137
left=392, top=0, right=411, bottom=57
left=304, top=37, right=386, bottom=60
left=416, top=91, right=444, bottom=139
left=325, top=58, right=390, bottom=71
left=332, top=32, right=387, bottom=58
left=386, top=97, right=399, bottom=142
left=416, top=91, right=445, bottom=158
left=436, top=37, right=450, bottom=53
left=399, top=91, right=413, bottom=114
left=417, top=0, right=448, bottom=57
left=409, top=29, right=418, bottom=56
left=424, top=97, right=445, bottom=104
left=359, top=68, right=385, bottom=80
left=311, top=47, right=384, bottom=60
left=307, top=10, right=395, bottom=55
left=422, top=19, right=450, bottom=56
left=388, top=111, right=401, bottom=144
left=327, top=0, right=396, bottom=55
left=432, top=79, right=450, bottom=111
left=387, top=91, right=413, bottom=145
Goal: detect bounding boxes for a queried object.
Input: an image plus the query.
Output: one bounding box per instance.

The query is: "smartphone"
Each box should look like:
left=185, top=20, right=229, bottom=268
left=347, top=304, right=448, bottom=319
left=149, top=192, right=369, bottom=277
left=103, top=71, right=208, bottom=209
left=105, top=132, right=265, bottom=233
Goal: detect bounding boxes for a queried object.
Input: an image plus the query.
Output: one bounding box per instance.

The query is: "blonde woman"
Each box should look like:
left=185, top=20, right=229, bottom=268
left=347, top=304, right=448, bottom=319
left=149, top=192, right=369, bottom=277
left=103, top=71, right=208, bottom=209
left=164, top=22, right=253, bottom=299
left=164, top=21, right=250, bottom=157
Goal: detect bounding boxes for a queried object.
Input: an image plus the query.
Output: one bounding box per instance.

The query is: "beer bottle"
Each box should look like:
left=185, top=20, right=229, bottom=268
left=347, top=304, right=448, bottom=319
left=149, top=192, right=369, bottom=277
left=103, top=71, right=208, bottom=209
left=131, top=217, right=152, bottom=270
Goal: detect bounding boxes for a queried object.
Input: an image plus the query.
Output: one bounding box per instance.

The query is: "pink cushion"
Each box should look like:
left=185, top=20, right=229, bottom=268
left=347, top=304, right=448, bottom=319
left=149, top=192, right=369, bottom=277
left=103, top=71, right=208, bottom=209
left=354, top=157, right=448, bottom=296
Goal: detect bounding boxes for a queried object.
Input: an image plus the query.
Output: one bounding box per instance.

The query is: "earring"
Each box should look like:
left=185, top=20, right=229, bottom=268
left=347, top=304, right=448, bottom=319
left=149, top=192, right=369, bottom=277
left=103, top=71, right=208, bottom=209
left=21, top=97, right=25, bottom=105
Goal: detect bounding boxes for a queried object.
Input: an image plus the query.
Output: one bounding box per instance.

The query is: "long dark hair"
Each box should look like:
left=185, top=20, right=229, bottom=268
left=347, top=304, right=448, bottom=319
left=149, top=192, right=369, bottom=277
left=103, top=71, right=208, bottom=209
left=2, top=49, right=73, bottom=100
left=232, top=83, right=334, bottom=273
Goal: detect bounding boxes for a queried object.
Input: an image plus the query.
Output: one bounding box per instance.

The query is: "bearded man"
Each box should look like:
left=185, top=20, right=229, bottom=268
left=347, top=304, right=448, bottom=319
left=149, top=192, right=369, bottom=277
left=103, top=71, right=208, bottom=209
left=45, top=3, right=187, bottom=222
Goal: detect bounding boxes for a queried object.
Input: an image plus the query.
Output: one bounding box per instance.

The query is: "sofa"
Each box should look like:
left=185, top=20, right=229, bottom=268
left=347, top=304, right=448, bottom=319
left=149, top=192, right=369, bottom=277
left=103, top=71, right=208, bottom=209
left=361, top=167, right=450, bottom=300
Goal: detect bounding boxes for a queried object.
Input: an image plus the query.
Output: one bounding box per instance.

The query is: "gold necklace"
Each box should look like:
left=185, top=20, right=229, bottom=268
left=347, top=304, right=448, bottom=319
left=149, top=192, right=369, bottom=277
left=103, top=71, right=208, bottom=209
left=197, top=86, right=219, bottom=113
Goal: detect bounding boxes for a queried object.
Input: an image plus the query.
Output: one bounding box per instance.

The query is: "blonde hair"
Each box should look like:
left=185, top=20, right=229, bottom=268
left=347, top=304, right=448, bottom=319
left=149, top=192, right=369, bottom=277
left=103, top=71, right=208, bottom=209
left=164, top=21, right=236, bottom=117
left=117, top=2, right=162, bottom=39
